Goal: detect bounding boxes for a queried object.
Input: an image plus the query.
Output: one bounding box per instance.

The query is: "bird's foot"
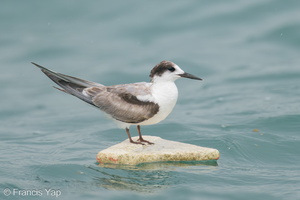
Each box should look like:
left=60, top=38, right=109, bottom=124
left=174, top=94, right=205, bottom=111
left=137, top=137, right=154, bottom=145
left=129, top=139, right=145, bottom=145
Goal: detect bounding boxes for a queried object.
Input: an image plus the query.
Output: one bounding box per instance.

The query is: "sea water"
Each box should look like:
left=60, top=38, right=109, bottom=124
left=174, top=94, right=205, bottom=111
left=1, top=1, right=300, bottom=199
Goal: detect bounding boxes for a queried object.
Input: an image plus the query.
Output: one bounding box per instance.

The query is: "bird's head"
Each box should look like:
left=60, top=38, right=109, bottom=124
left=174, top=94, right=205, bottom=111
left=149, top=60, right=202, bottom=83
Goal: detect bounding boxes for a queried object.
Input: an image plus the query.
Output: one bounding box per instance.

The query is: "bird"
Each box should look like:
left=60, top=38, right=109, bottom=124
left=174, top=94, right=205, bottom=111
left=32, top=61, right=202, bottom=145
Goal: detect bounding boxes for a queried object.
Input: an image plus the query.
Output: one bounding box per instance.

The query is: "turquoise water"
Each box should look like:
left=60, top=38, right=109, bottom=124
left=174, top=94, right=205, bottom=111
left=1, top=0, right=300, bottom=199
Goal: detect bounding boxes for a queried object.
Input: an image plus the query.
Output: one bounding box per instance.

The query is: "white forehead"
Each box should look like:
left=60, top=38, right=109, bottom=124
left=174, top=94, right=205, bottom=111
left=173, top=64, right=184, bottom=74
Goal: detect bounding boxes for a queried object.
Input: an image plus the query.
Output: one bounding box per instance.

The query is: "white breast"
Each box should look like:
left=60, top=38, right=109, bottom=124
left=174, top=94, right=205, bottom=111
left=138, top=81, right=178, bottom=125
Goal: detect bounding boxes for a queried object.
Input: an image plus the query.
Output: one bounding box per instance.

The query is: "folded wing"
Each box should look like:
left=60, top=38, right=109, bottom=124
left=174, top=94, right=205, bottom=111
left=85, top=84, right=159, bottom=123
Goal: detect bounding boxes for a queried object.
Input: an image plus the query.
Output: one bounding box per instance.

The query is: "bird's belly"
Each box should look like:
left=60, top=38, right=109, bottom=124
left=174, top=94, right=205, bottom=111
left=115, top=108, right=168, bottom=128
left=138, top=102, right=176, bottom=125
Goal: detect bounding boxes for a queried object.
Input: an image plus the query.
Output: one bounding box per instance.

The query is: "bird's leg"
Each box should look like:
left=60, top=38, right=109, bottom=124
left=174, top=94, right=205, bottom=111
left=125, top=128, right=144, bottom=145
left=137, top=125, right=154, bottom=145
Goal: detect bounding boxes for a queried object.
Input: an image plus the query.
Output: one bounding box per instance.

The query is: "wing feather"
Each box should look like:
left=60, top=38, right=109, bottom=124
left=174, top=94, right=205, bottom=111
left=84, top=83, right=159, bottom=123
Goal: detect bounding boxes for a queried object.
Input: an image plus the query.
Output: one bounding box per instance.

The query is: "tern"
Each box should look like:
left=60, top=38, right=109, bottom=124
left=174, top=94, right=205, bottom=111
left=32, top=61, right=202, bottom=145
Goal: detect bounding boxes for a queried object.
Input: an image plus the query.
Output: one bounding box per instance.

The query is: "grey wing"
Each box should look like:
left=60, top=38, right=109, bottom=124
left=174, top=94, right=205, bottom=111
left=84, top=83, right=159, bottom=123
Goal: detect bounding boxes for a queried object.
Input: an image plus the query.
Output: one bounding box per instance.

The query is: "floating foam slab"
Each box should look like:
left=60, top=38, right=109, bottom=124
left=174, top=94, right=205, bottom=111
left=96, top=136, right=220, bottom=165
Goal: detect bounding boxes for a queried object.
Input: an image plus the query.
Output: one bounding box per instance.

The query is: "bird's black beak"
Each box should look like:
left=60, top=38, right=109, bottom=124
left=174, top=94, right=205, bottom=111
left=179, top=72, right=202, bottom=80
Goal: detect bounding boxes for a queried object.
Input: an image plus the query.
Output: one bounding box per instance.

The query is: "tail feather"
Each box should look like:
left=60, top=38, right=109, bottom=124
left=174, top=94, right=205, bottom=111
left=32, top=62, right=99, bottom=107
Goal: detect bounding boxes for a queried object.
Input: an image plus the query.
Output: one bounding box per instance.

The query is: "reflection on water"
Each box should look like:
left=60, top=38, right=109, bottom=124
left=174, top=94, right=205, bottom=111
left=96, top=160, right=218, bottom=170
left=93, top=169, right=171, bottom=193
left=90, top=161, right=218, bottom=193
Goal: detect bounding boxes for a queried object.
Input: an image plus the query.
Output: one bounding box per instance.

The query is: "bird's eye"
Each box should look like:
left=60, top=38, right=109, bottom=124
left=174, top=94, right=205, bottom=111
left=168, top=67, right=175, bottom=72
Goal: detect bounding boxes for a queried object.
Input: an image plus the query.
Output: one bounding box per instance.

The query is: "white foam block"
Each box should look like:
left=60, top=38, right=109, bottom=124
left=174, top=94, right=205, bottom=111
left=96, top=136, right=220, bottom=165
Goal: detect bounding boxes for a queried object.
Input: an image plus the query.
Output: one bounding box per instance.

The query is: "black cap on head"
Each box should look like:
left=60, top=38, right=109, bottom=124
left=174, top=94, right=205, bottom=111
left=149, top=60, right=175, bottom=78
